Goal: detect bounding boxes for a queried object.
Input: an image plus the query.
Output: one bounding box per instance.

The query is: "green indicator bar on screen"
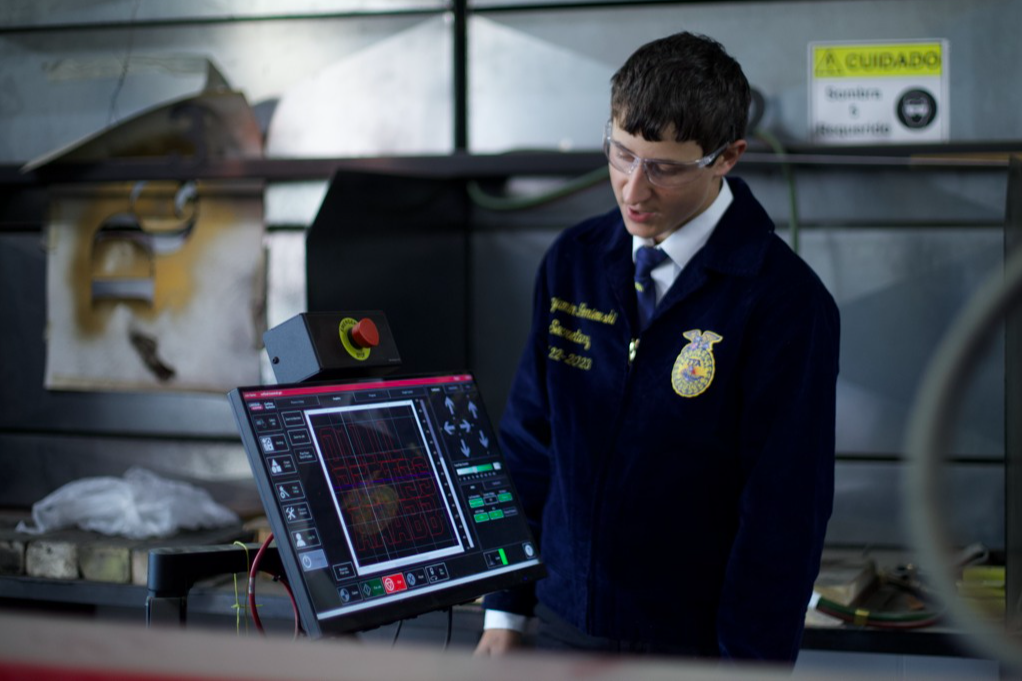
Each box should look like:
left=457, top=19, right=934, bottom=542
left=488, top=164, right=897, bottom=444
left=469, top=497, right=484, bottom=508
left=498, top=492, right=513, bottom=502
left=498, top=548, right=508, bottom=565
left=457, top=463, right=495, bottom=476
left=488, top=509, right=504, bottom=520
left=474, top=512, right=490, bottom=523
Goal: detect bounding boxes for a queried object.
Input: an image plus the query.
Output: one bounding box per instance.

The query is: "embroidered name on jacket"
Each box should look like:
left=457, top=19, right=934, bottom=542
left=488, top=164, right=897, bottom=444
left=549, top=297, right=618, bottom=325
left=672, top=330, right=723, bottom=398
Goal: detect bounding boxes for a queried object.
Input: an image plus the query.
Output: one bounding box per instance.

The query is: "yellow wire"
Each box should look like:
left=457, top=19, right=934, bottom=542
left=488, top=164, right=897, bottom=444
left=232, top=541, right=252, bottom=635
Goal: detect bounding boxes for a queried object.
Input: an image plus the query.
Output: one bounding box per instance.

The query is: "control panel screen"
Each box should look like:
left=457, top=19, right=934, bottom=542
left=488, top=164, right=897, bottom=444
left=228, top=373, right=545, bottom=637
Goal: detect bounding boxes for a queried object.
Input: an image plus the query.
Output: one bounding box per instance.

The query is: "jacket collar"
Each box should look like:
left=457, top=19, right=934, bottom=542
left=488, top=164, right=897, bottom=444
left=695, top=176, right=774, bottom=278
left=593, top=177, right=775, bottom=329
left=596, top=176, right=774, bottom=279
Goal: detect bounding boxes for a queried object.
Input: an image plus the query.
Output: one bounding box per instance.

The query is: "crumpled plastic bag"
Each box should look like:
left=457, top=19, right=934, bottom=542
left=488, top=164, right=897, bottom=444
left=16, top=467, right=240, bottom=539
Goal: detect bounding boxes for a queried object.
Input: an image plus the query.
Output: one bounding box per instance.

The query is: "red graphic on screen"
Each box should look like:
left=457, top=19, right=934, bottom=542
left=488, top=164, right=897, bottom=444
left=310, top=405, right=459, bottom=568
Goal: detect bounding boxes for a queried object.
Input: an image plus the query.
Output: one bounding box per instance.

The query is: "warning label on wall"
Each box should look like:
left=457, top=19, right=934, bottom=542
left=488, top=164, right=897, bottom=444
left=809, top=40, right=949, bottom=144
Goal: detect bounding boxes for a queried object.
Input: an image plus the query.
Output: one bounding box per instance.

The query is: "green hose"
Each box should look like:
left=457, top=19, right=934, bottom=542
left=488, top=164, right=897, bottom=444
left=754, top=127, right=800, bottom=254
left=466, top=165, right=610, bottom=212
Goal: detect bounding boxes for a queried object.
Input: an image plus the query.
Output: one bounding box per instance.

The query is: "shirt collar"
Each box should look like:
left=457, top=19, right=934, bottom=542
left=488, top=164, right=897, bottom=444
left=631, top=178, right=734, bottom=271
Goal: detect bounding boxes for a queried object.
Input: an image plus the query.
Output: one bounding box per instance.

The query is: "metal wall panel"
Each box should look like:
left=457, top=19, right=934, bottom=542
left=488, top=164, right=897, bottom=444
left=265, top=15, right=453, bottom=158
left=745, top=168, right=1007, bottom=226
left=468, top=0, right=1022, bottom=152
left=0, top=13, right=440, bottom=162
left=0, top=1, right=447, bottom=28
left=829, top=461, right=1004, bottom=550
left=797, top=223, right=1005, bottom=458
left=265, top=181, right=329, bottom=228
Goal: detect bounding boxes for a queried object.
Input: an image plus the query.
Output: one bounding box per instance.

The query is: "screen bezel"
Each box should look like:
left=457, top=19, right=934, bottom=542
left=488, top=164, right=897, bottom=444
left=228, top=372, right=545, bottom=638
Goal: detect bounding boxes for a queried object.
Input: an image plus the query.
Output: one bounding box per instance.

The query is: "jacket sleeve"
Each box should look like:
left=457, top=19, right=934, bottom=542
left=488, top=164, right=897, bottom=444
left=716, top=276, right=841, bottom=662
left=481, top=255, right=554, bottom=617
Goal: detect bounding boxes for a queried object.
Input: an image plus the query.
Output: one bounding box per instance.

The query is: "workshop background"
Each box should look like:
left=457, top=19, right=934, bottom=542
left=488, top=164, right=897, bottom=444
left=0, top=0, right=1019, bottom=675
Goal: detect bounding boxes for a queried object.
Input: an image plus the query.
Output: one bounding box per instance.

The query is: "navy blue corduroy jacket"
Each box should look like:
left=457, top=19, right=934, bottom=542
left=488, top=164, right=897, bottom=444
left=483, top=177, right=840, bottom=662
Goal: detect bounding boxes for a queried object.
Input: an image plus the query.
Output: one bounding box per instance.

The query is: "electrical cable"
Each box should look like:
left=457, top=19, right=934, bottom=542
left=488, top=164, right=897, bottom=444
left=248, top=534, right=272, bottom=634
left=905, top=242, right=1022, bottom=671
left=279, top=574, right=301, bottom=640
left=231, top=540, right=252, bottom=635
left=390, top=619, right=404, bottom=648
left=248, top=533, right=302, bottom=639
left=443, top=607, right=453, bottom=651
left=107, top=0, right=142, bottom=126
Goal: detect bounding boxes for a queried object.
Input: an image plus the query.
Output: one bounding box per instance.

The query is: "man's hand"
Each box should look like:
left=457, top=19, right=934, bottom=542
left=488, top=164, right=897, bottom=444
left=474, top=628, right=524, bottom=656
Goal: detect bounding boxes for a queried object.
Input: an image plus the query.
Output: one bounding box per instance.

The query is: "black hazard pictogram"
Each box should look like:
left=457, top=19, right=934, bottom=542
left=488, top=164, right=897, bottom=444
left=815, top=50, right=843, bottom=77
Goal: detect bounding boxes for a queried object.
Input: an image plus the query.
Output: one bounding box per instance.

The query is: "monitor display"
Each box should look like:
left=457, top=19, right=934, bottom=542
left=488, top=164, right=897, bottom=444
left=228, top=373, right=545, bottom=637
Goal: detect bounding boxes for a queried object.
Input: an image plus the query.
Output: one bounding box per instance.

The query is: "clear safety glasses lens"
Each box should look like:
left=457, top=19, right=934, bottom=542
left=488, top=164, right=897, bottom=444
left=603, top=136, right=726, bottom=188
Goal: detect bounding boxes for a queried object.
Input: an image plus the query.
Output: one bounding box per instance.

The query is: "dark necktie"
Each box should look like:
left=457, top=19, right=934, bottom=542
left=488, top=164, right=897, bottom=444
left=634, top=245, right=669, bottom=330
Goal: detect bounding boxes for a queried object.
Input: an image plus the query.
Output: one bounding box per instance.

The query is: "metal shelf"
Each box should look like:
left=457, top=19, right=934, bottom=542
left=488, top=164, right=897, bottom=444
left=0, top=142, right=1017, bottom=186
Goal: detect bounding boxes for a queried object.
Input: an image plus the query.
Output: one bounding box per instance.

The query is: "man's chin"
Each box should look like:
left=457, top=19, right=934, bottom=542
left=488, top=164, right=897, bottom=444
left=623, top=219, right=667, bottom=242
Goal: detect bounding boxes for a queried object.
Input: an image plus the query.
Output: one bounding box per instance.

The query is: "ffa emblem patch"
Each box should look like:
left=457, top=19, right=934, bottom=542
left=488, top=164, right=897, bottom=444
left=671, top=329, right=723, bottom=398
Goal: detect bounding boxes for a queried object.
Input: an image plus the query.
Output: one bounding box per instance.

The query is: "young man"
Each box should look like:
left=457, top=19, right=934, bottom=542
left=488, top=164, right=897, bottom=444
left=475, top=32, right=840, bottom=662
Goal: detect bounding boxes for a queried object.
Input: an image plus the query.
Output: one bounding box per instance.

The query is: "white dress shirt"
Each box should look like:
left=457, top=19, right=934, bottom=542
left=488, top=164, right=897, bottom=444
left=630, top=177, right=733, bottom=304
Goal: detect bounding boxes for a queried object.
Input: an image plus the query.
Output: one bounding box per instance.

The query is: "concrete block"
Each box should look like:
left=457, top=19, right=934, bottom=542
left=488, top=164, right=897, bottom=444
left=132, top=548, right=150, bottom=587
left=26, top=540, right=78, bottom=579
left=0, top=540, right=25, bottom=575
left=79, top=543, right=131, bottom=584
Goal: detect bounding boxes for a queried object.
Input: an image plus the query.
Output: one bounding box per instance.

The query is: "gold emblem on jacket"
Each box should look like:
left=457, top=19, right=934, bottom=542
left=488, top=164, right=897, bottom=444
left=672, top=330, right=722, bottom=397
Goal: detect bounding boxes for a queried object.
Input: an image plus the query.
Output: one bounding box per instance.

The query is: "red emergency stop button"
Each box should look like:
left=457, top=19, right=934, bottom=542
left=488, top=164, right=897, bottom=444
left=350, top=318, right=380, bottom=349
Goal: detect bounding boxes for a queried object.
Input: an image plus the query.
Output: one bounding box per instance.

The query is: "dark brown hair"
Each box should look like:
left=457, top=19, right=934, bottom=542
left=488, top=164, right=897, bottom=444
left=611, top=32, right=751, bottom=154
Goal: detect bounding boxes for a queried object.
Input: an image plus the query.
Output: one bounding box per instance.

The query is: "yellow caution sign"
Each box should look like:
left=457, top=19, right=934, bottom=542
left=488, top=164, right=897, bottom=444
left=809, top=38, right=949, bottom=143
left=813, top=42, right=944, bottom=78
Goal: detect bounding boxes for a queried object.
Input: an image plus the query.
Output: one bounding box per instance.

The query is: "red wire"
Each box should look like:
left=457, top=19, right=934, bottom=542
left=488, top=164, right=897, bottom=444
left=248, top=533, right=274, bottom=634
left=247, top=532, right=302, bottom=637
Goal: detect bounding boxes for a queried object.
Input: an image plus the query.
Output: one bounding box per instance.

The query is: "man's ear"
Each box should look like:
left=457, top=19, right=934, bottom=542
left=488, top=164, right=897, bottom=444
left=713, top=139, right=747, bottom=177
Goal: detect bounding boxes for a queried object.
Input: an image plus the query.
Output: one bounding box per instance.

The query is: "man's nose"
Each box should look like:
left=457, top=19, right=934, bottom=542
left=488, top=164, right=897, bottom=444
left=621, top=161, right=654, bottom=202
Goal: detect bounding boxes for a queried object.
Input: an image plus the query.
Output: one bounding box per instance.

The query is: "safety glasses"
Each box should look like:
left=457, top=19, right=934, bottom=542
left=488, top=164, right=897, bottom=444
left=603, top=121, right=727, bottom=187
